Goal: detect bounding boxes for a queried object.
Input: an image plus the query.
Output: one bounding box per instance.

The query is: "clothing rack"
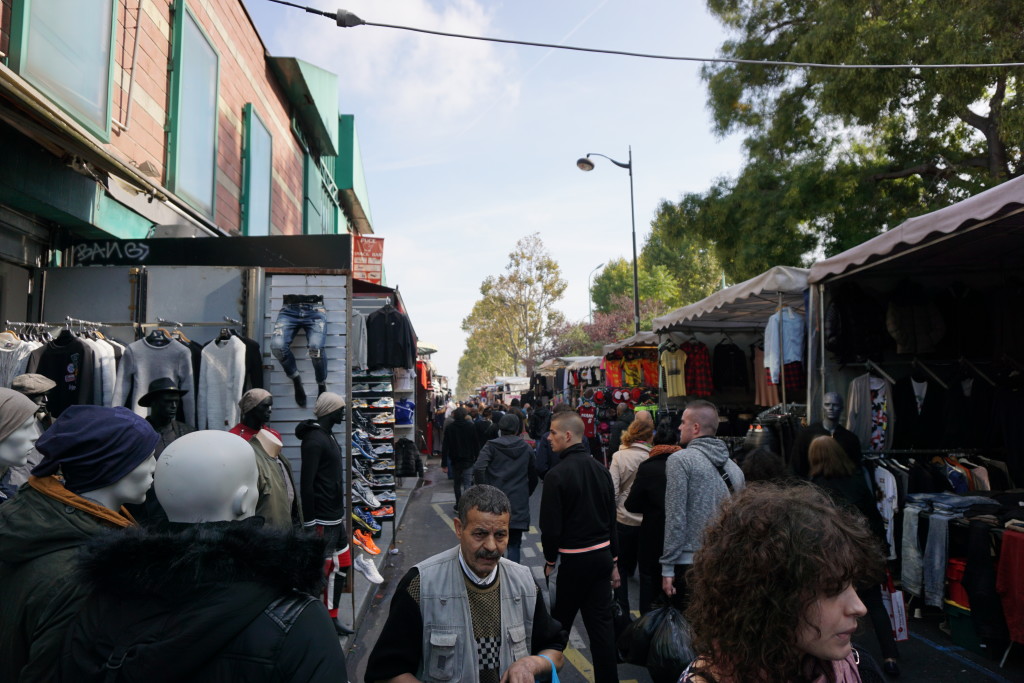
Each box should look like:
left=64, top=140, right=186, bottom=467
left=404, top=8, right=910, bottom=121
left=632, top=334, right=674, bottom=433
left=861, top=448, right=987, bottom=457
left=65, top=315, right=106, bottom=327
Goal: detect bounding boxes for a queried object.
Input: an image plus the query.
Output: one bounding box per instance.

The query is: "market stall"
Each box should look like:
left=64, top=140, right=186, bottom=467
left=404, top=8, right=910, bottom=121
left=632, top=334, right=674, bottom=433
left=807, top=175, right=1024, bottom=663
left=652, top=265, right=810, bottom=446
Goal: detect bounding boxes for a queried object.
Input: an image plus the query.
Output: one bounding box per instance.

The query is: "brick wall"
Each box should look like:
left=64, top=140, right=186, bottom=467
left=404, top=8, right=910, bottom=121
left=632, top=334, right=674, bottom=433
left=1, top=0, right=306, bottom=236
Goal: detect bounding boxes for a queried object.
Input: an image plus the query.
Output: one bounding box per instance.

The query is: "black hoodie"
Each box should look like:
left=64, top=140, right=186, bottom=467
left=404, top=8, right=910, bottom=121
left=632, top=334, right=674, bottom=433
left=295, top=419, right=345, bottom=526
left=472, top=435, right=538, bottom=530
left=57, top=520, right=346, bottom=683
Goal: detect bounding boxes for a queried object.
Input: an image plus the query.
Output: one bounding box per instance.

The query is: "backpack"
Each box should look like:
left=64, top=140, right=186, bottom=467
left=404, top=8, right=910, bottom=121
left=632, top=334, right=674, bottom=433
left=529, top=410, right=551, bottom=440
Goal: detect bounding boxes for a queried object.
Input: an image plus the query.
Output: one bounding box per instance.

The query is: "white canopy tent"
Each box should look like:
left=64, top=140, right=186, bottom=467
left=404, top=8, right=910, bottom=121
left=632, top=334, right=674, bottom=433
left=602, top=331, right=658, bottom=356
left=653, top=266, right=810, bottom=332
left=566, top=356, right=603, bottom=371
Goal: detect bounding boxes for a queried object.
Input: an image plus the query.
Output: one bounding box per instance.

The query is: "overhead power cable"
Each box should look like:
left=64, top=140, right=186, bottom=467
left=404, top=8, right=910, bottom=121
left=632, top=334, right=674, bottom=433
left=266, top=0, right=1024, bottom=71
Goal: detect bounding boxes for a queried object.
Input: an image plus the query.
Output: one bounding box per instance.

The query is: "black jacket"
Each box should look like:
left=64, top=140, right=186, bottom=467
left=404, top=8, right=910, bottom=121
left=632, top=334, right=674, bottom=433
left=608, top=414, right=633, bottom=456
left=624, top=446, right=676, bottom=576
left=790, top=422, right=862, bottom=479
left=528, top=407, right=552, bottom=440
left=442, top=418, right=480, bottom=470
left=539, top=443, right=618, bottom=563
left=57, top=520, right=346, bottom=683
left=473, top=436, right=539, bottom=530
left=296, top=419, right=345, bottom=526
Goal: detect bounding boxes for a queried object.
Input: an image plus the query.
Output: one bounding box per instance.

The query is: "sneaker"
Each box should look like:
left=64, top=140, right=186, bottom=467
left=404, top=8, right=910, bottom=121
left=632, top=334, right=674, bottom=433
left=370, top=474, right=395, bottom=487
left=352, top=509, right=381, bottom=533
left=372, top=444, right=394, bottom=455
left=351, top=398, right=368, bottom=408
left=353, top=481, right=381, bottom=508
left=354, top=555, right=385, bottom=584
left=370, top=382, right=393, bottom=392
left=351, top=466, right=373, bottom=485
left=352, top=528, right=381, bottom=555
left=376, top=490, right=397, bottom=502
left=372, top=460, right=395, bottom=472
left=368, top=369, right=392, bottom=377
left=370, top=505, right=395, bottom=517
left=370, top=428, right=393, bottom=439
left=351, top=437, right=375, bottom=460
left=371, top=397, right=394, bottom=408
left=371, top=413, right=395, bottom=424
left=352, top=383, right=371, bottom=392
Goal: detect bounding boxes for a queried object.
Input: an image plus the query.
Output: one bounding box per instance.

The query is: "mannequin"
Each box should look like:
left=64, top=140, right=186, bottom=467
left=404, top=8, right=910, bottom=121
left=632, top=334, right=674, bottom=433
left=270, top=294, right=328, bottom=408
left=11, top=372, right=56, bottom=430
left=0, top=405, right=158, bottom=682
left=156, top=431, right=259, bottom=522
left=790, top=392, right=862, bottom=478
left=0, top=388, right=43, bottom=502
left=230, top=389, right=301, bottom=530
left=57, top=428, right=350, bottom=681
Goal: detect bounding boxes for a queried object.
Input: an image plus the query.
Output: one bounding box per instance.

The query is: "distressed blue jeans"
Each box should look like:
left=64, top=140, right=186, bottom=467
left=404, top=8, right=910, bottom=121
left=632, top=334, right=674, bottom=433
left=270, top=304, right=328, bottom=383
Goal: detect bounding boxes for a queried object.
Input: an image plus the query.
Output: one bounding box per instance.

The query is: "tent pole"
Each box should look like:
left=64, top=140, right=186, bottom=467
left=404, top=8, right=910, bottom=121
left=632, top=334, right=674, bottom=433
left=778, top=292, right=787, bottom=410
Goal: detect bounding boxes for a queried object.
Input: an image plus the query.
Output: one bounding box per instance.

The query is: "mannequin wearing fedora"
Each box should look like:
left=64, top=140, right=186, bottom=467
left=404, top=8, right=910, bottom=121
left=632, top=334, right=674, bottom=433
left=0, top=405, right=158, bottom=682
left=125, top=378, right=195, bottom=524
left=0, top=389, right=42, bottom=503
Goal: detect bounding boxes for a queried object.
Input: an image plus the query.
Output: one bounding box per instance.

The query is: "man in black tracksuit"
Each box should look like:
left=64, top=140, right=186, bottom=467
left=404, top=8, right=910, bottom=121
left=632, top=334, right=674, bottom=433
left=539, top=410, right=620, bottom=683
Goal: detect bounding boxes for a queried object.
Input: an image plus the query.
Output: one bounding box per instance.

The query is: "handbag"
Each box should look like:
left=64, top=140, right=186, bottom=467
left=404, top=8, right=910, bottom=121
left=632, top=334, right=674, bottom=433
left=536, top=652, right=559, bottom=683
left=881, top=570, right=909, bottom=642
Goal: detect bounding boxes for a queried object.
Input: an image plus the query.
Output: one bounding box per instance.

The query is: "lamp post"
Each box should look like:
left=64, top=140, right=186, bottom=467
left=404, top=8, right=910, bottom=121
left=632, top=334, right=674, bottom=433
left=588, top=262, right=605, bottom=323
left=577, top=147, right=639, bottom=334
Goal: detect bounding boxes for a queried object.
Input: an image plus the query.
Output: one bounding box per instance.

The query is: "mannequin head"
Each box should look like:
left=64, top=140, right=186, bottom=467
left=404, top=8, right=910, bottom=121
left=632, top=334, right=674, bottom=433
left=313, top=392, right=345, bottom=429
left=82, top=455, right=157, bottom=510
left=33, top=406, right=160, bottom=510
left=138, top=378, right=188, bottom=428
left=0, top=388, right=43, bottom=468
left=155, top=431, right=259, bottom=523
left=239, top=389, right=273, bottom=430
left=12, top=373, right=56, bottom=407
left=822, top=392, right=844, bottom=428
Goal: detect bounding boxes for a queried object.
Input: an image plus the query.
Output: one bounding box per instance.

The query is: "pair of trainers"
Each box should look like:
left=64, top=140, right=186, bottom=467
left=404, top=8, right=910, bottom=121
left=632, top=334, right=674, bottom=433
left=352, top=528, right=381, bottom=555
left=371, top=397, right=394, bottom=408
left=371, top=413, right=395, bottom=424
left=370, top=505, right=395, bottom=518
left=353, top=480, right=381, bottom=508
left=369, top=474, right=395, bottom=487
left=371, top=460, right=395, bottom=472
left=352, top=508, right=381, bottom=533
left=354, top=555, right=384, bottom=584
left=375, top=489, right=397, bottom=502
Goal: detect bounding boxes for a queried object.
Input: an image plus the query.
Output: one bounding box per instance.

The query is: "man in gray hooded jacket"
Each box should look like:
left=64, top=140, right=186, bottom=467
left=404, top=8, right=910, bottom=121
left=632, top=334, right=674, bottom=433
left=660, top=400, right=744, bottom=608
left=474, top=413, right=538, bottom=563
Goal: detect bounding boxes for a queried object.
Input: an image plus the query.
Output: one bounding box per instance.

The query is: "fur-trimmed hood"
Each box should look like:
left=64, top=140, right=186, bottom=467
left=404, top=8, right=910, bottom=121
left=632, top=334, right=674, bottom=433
left=76, top=518, right=326, bottom=598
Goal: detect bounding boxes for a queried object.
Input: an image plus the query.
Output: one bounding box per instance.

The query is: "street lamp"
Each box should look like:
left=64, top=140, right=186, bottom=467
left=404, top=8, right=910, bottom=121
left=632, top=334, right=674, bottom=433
left=588, top=262, right=605, bottom=323
left=576, top=147, right=640, bottom=334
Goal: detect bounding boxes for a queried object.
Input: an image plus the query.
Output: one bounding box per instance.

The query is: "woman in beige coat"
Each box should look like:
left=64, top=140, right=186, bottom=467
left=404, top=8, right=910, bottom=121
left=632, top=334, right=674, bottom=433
left=609, top=411, right=653, bottom=613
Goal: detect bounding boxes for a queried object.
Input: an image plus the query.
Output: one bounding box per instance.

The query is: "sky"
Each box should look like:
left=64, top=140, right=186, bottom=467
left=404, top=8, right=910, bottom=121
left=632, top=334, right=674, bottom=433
left=243, top=0, right=746, bottom=388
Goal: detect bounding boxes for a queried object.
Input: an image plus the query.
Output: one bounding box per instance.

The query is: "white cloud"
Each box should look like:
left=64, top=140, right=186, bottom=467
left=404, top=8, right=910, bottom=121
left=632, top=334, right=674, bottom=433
left=277, top=0, right=521, bottom=135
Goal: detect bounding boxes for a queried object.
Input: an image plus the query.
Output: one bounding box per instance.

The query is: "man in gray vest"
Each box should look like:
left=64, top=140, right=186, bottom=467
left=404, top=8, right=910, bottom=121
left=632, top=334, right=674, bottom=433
left=365, top=485, right=567, bottom=683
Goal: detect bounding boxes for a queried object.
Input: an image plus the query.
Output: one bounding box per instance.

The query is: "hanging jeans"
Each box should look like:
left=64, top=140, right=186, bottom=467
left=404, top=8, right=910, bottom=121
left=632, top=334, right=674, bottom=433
left=901, top=504, right=926, bottom=598
left=270, top=303, right=328, bottom=383
left=924, top=510, right=957, bottom=607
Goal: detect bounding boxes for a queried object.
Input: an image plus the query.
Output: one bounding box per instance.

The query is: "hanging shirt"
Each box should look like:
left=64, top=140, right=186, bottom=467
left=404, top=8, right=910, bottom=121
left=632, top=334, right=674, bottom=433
left=868, top=379, right=889, bottom=451
left=661, top=349, right=687, bottom=398
left=622, top=359, right=643, bottom=387
left=680, top=341, right=713, bottom=397
left=763, top=307, right=805, bottom=384
left=605, top=360, right=624, bottom=387
left=641, top=359, right=659, bottom=387
left=578, top=404, right=597, bottom=438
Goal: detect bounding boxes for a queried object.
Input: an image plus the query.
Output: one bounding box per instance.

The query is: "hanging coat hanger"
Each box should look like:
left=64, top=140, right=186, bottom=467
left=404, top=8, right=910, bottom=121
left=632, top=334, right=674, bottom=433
left=865, top=359, right=895, bottom=385
left=912, top=357, right=949, bottom=390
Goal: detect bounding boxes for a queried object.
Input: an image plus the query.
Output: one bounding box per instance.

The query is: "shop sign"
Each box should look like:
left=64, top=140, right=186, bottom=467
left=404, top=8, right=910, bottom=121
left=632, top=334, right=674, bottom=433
left=69, top=235, right=352, bottom=268
left=352, top=235, right=384, bottom=283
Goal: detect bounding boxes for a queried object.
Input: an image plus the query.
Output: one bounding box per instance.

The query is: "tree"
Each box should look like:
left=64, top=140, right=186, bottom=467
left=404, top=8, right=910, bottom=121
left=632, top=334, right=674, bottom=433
left=590, top=258, right=682, bottom=315
left=456, top=233, right=568, bottom=392
left=642, top=204, right=724, bottom=303
left=673, top=0, right=1024, bottom=279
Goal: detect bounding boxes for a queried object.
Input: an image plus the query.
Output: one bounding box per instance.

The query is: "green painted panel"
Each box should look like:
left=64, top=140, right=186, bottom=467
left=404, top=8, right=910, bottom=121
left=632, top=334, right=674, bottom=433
left=268, top=57, right=338, bottom=157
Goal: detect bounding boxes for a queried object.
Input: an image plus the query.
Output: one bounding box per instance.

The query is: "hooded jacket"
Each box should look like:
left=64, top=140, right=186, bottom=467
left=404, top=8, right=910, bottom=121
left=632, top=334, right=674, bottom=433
left=660, top=437, right=745, bottom=574
left=0, top=476, right=134, bottom=682
left=625, top=444, right=681, bottom=577
left=472, top=435, right=539, bottom=530
left=57, top=520, right=347, bottom=683
left=295, top=419, right=345, bottom=527
left=442, top=418, right=480, bottom=470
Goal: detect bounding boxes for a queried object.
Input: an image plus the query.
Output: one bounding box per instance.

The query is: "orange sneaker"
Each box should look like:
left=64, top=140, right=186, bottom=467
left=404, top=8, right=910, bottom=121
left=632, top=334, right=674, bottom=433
left=370, top=505, right=395, bottom=517
left=353, top=529, right=381, bottom=555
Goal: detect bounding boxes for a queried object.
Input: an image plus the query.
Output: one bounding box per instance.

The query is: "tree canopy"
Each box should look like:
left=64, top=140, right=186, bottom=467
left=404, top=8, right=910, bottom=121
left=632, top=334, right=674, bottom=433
left=660, top=0, right=1024, bottom=280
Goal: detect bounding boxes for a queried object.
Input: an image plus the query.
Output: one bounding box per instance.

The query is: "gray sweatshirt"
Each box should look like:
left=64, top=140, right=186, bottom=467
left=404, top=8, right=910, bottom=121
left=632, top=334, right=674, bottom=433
left=660, top=437, right=745, bottom=575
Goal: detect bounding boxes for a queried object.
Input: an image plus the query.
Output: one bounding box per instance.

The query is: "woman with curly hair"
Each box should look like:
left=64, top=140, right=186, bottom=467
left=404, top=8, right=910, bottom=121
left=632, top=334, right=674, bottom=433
left=682, top=483, right=885, bottom=682
left=610, top=411, right=654, bottom=613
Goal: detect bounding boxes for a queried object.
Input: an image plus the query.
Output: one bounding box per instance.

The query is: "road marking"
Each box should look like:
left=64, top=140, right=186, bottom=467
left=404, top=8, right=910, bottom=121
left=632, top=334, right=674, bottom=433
left=431, top=504, right=455, bottom=533
left=568, top=629, right=588, bottom=650
left=562, top=646, right=595, bottom=682
left=910, top=632, right=1012, bottom=682
left=529, top=525, right=539, bottom=534
left=522, top=546, right=536, bottom=558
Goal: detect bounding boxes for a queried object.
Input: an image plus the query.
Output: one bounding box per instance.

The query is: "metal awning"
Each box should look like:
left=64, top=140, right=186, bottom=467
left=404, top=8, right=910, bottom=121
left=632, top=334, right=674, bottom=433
left=652, top=266, right=809, bottom=332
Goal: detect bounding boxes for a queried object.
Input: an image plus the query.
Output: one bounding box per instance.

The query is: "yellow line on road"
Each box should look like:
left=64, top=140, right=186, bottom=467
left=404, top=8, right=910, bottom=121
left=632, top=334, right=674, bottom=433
left=431, top=504, right=456, bottom=533
left=562, top=646, right=595, bottom=682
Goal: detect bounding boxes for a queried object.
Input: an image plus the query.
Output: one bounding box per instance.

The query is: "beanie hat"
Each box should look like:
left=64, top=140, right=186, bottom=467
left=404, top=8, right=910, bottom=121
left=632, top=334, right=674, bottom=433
left=32, top=405, right=159, bottom=494
left=498, top=413, right=520, bottom=435
left=239, top=389, right=272, bottom=416
left=314, top=392, right=346, bottom=417
left=0, top=388, right=39, bottom=441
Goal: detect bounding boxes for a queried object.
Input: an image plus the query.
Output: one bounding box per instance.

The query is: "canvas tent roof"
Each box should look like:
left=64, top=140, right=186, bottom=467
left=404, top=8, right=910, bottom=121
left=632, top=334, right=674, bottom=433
left=602, top=332, right=658, bottom=356
left=809, top=175, right=1024, bottom=284
left=652, top=266, right=810, bottom=333
left=567, top=356, right=603, bottom=370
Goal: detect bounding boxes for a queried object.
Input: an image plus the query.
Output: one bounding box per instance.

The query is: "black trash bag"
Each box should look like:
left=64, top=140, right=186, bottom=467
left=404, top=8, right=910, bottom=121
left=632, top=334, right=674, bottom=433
left=617, top=605, right=670, bottom=666
left=612, top=597, right=633, bottom=642
left=647, top=607, right=695, bottom=683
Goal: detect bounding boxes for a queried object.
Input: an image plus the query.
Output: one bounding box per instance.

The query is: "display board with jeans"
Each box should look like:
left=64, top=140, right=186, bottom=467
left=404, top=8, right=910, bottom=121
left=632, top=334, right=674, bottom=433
left=270, top=296, right=328, bottom=384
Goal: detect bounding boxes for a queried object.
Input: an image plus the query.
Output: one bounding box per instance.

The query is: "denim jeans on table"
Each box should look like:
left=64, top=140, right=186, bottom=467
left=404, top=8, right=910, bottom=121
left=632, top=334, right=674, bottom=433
left=270, top=303, right=327, bottom=383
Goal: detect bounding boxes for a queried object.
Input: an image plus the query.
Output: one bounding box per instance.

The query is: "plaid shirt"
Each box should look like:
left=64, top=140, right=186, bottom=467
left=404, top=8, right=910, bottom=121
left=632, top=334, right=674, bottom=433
left=680, top=341, right=714, bottom=397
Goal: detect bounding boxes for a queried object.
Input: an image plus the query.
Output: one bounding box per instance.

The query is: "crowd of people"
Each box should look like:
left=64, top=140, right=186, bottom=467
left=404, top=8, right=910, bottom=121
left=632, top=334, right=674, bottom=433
left=406, top=394, right=896, bottom=683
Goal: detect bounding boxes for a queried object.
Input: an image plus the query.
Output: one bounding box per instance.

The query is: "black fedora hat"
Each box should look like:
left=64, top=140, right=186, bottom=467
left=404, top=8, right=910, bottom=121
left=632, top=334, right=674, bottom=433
left=138, top=377, right=188, bottom=407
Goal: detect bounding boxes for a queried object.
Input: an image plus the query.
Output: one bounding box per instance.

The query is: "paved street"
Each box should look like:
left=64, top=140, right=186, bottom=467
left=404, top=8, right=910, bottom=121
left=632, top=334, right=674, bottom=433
left=344, top=459, right=1024, bottom=683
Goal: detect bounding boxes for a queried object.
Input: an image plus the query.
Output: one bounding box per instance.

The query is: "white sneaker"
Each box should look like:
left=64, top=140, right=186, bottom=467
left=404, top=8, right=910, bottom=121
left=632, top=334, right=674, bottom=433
left=354, top=554, right=384, bottom=584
